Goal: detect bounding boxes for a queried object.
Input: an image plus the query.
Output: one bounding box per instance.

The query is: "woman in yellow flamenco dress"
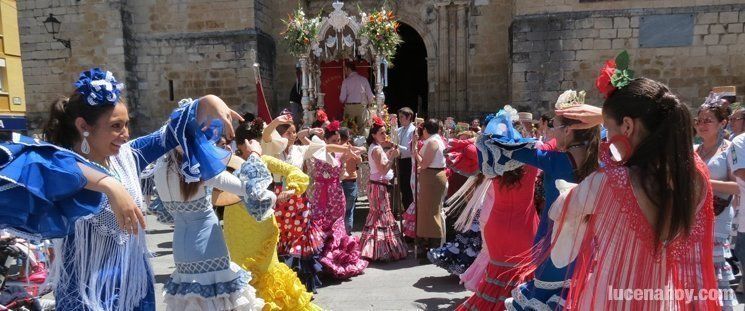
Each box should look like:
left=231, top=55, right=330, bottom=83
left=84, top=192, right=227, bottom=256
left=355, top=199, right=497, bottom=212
left=221, top=116, right=322, bottom=311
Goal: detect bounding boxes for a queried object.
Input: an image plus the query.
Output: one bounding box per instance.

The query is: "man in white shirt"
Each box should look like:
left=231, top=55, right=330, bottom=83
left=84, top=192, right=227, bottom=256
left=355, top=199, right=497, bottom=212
left=727, top=105, right=745, bottom=292
left=340, top=62, right=375, bottom=135
left=395, top=107, right=416, bottom=209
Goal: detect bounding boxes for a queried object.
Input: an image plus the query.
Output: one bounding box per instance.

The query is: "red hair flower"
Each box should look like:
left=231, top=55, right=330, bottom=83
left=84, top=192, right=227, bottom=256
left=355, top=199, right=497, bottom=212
left=595, top=50, right=634, bottom=99
left=316, top=108, right=328, bottom=123
left=596, top=59, right=617, bottom=99
left=372, top=115, right=385, bottom=127
left=326, top=120, right=340, bottom=132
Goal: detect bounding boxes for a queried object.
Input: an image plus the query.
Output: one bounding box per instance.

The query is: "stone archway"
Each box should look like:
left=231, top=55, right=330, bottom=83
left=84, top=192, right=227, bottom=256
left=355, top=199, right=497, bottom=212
left=384, top=22, right=429, bottom=116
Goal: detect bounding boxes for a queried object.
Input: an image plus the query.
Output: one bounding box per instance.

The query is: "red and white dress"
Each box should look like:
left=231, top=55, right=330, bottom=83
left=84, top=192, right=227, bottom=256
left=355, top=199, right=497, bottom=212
left=535, top=157, right=717, bottom=309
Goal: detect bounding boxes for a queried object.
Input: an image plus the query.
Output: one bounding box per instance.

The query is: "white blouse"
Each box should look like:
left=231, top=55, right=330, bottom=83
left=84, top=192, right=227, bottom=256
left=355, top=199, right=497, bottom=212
left=424, top=134, right=447, bottom=169
left=153, top=157, right=246, bottom=202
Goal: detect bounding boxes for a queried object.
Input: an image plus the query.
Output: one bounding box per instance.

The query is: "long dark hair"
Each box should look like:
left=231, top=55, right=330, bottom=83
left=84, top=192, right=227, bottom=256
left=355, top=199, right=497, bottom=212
left=603, top=77, right=697, bottom=243
left=556, top=116, right=601, bottom=182
left=166, top=148, right=203, bottom=201
left=235, top=113, right=264, bottom=145
left=44, top=93, right=119, bottom=148
left=367, top=124, right=385, bottom=146
left=496, top=167, right=526, bottom=190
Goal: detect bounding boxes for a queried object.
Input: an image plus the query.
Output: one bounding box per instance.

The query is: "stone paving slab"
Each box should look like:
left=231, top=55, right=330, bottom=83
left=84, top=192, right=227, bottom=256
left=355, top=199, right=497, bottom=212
left=145, top=214, right=470, bottom=310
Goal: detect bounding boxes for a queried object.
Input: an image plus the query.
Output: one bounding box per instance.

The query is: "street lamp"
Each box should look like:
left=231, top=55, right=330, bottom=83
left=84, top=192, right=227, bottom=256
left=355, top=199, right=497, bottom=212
left=43, top=13, right=71, bottom=49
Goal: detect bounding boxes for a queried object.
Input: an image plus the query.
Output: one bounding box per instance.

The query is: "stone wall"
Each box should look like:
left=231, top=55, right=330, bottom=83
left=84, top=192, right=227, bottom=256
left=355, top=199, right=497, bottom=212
left=19, top=0, right=271, bottom=134
left=122, top=0, right=261, bottom=131
left=515, top=0, right=745, bottom=15
left=18, top=0, right=127, bottom=130
left=511, top=4, right=745, bottom=115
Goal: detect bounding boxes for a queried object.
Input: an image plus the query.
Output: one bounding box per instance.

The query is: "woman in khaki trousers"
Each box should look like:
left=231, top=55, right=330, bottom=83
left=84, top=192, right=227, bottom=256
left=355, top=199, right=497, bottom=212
left=414, top=119, right=448, bottom=259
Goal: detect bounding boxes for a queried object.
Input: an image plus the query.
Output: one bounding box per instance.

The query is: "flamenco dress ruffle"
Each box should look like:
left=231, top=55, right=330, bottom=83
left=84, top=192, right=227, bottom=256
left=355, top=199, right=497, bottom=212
left=223, top=202, right=320, bottom=311
left=274, top=186, right=324, bottom=292
left=428, top=221, right=482, bottom=275
left=0, top=134, right=105, bottom=238
left=311, top=159, right=368, bottom=278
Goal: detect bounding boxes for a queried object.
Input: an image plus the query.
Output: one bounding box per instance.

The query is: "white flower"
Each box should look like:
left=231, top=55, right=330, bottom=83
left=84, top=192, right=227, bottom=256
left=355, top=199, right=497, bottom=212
left=555, top=90, right=586, bottom=110
left=503, top=105, right=519, bottom=122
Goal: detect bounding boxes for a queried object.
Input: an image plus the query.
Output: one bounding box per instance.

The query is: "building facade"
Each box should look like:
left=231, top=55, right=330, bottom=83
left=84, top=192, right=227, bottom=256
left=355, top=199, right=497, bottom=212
left=0, top=0, right=26, bottom=131
left=17, top=0, right=745, bottom=134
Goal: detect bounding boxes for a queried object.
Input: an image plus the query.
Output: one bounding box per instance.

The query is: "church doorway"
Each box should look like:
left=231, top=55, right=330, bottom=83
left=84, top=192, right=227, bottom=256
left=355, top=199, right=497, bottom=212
left=384, top=23, right=428, bottom=117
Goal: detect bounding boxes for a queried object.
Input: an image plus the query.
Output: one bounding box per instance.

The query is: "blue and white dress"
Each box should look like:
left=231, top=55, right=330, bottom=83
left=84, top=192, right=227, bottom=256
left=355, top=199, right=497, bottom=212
left=702, top=141, right=739, bottom=310
left=0, top=99, right=228, bottom=311
left=154, top=153, right=271, bottom=311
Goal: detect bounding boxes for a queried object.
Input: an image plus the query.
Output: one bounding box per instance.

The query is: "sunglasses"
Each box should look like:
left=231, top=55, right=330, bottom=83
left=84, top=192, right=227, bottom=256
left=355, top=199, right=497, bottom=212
left=694, top=118, right=715, bottom=125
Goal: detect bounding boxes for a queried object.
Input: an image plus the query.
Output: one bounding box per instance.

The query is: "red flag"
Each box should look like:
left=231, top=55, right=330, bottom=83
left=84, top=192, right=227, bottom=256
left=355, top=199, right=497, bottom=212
left=254, top=65, right=272, bottom=121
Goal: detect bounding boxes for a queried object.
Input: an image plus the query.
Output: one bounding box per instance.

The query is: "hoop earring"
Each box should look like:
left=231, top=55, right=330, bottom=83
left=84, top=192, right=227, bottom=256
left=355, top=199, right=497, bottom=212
left=81, top=131, right=91, bottom=155
left=608, top=134, right=632, bottom=164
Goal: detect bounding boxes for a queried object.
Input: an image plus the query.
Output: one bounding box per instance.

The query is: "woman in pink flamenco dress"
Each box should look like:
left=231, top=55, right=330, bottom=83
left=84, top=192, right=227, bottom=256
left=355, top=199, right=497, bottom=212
left=310, top=121, right=368, bottom=278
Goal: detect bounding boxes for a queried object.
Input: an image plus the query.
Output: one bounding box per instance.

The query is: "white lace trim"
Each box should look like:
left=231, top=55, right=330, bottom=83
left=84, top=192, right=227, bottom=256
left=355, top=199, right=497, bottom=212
left=533, top=277, right=571, bottom=290
left=175, top=256, right=231, bottom=274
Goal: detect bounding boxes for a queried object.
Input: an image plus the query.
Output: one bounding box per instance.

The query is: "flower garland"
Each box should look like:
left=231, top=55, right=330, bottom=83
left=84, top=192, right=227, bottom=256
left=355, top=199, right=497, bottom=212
left=281, top=6, right=321, bottom=58
left=595, top=50, right=635, bottom=98
left=359, top=9, right=402, bottom=63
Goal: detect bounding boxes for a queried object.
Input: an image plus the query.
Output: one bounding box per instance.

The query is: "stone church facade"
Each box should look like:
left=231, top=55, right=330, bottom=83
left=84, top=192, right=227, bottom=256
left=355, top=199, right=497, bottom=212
left=17, top=0, right=745, bottom=133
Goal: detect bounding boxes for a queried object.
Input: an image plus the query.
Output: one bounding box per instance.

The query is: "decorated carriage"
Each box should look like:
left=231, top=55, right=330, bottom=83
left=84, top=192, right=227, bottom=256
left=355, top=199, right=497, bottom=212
left=282, top=1, right=401, bottom=135
left=282, top=1, right=403, bottom=202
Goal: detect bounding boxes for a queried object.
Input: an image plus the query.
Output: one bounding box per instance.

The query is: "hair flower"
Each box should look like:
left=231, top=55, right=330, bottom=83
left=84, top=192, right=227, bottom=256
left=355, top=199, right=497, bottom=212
left=316, top=108, right=328, bottom=123
left=595, top=50, right=635, bottom=99
left=503, top=105, right=519, bottom=122
left=555, top=90, right=586, bottom=110
left=326, top=120, right=340, bottom=132
left=74, top=68, right=124, bottom=107
left=372, top=115, right=385, bottom=127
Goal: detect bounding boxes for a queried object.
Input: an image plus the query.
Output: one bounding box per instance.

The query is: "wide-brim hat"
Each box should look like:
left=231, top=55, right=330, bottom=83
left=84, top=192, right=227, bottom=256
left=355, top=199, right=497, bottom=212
left=212, top=155, right=245, bottom=207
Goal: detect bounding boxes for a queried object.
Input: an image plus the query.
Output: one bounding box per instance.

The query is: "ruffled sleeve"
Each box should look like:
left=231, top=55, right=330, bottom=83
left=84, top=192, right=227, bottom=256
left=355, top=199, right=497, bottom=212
left=476, top=110, right=536, bottom=177
left=446, top=139, right=480, bottom=177
left=0, top=135, right=107, bottom=238
left=238, top=154, right=277, bottom=221
left=261, top=155, right=309, bottom=195
left=303, top=136, right=332, bottom=163
left=547, top=171, right=605, bottom=268
left=128, top=98, right=230, bottom=182
left=261, top=130, right=289, bottom=157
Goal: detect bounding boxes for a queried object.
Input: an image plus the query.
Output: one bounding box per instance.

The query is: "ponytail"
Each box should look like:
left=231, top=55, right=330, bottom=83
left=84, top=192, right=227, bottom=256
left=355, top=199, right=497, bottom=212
left=44, top=97, right=76, bottom=148
left=42, top=93, right=118, bottom=149
left=604, top=78, right=696, bottom=243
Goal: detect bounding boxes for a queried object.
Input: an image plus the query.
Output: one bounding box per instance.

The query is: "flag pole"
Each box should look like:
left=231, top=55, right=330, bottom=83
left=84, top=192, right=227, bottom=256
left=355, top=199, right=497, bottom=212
left=253, top=63, right=272, bottom=121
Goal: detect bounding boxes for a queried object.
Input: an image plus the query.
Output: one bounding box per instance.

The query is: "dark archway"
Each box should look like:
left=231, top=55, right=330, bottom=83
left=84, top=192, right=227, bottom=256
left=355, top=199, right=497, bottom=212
left=384, top=23, right=428, bottom=116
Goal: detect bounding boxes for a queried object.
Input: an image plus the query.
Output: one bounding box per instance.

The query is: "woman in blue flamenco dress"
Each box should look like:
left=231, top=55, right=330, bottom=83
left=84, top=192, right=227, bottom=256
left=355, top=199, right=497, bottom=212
left=472, top=94, right=601, bottom=310
left=0, top=68, right=242, bottom=311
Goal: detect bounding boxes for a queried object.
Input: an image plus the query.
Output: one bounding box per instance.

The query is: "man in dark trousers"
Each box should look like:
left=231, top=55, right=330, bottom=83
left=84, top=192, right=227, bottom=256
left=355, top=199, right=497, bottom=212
left=395, top=107, right=416, bottom=211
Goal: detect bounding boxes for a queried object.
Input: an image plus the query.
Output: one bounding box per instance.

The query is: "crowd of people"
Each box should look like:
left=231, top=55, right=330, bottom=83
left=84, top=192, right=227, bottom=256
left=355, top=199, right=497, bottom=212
left=0, top=49, right=743, bottom=311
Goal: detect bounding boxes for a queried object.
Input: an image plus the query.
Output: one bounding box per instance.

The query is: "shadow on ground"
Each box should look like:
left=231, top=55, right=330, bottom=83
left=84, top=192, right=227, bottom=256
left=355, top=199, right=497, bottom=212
left=154, top=274, right=171, bottom=284
left=414, top=297, right=468, bottom=310
left=413, top=274, right=465, bottom=293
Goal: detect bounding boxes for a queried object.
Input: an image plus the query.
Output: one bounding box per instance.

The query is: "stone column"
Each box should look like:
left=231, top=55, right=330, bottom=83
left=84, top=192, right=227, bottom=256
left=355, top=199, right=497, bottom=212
left=435, top=0, right=449, bottom=118
left=454, top=0, right=469, bottom=115
left=299, top=56, right=312, bottom=125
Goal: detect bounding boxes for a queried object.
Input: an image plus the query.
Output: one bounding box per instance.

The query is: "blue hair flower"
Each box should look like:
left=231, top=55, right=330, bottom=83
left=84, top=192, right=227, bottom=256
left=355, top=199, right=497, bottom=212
left=74, top=68, right=124, bottom=107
